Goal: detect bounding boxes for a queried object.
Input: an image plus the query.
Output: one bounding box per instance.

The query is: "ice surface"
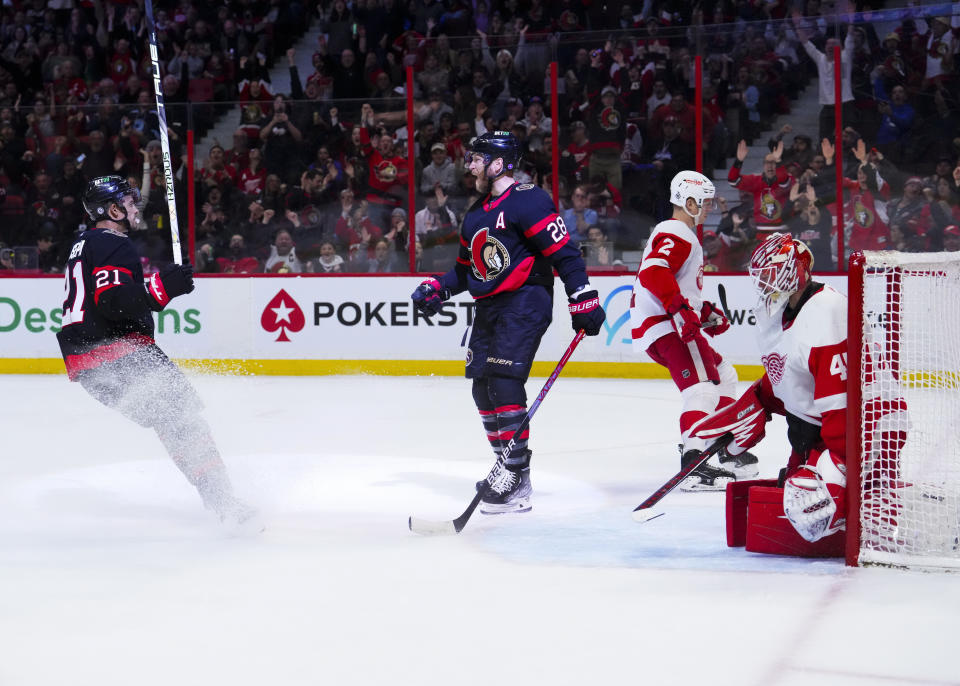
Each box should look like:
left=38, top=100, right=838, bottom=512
left=1, top=374, right=958, bottom=686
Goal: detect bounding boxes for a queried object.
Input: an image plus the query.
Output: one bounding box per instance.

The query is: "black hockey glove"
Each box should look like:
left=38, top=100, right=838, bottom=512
left=568, top=286, right=605, bottom=336
left=411, top=277, right=450, bottom=316
left=147, top=262, right=195, bottom=310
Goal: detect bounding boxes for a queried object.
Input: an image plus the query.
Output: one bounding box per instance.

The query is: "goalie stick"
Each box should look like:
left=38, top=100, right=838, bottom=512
left=409, top=329, right=586, bottom=536
left=632, top=433, right=733, bottom=523
left=144, top=0, right=183, bottom=265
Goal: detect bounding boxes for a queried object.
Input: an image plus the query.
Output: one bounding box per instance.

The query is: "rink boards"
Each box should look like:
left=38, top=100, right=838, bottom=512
left=0, top=274, right=846, bottom=377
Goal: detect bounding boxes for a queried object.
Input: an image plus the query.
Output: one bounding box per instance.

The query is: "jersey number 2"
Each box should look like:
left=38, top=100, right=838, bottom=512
left=655, top=237, right=675, bottom=257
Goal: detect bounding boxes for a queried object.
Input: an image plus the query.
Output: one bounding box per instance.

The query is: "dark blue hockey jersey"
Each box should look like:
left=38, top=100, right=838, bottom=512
left=438, top=182, right=590, bottom=299
left=56, top=227, right=158, bottom=380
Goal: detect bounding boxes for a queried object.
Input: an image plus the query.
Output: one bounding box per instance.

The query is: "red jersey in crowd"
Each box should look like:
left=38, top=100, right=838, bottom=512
left=728, top=165, right=793, bottom=233
left=359, top=128, right=409, bottom=209
left=842, top=177, right=891, bottom=252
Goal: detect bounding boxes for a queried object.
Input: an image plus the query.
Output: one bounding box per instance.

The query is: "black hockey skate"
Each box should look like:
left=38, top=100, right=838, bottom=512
left=679, top=448, right=736, bottom=492
left=479, top=466, right=532, bottom=514
left=719, top=447, right=759, bottom=479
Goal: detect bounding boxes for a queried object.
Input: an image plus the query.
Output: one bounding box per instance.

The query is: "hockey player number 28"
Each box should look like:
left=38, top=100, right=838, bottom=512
left=549, top=216, right=569, bottom=243
left=830, top=352, right=848, bottom=381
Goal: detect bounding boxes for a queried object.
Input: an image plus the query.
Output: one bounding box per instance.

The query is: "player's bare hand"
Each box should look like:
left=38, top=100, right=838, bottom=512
left=780, top=124, right=793, bottom=135
left=736, top=139, right=748, bottom=162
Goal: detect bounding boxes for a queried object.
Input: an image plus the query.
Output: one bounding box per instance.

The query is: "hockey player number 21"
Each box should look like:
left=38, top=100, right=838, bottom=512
left=830, top=352, right=848, bottom=381
left=62, top=262, right=86, bottom=326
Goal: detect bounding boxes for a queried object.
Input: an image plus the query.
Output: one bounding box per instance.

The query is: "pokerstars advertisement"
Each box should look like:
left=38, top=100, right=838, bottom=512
left=0, top=275, right=847, bottom=368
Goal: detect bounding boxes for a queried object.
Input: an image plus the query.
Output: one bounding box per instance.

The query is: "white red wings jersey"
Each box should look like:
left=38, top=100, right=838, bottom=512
left=755, top=284, right=847, bottom=437
left=630, top=219, right=704, bottom=351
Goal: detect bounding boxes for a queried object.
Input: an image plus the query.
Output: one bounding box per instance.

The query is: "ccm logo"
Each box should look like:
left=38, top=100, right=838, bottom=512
left=568, top=298, right=600, bottom=313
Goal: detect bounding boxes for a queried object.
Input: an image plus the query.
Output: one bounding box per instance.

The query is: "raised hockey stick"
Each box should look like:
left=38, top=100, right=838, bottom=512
left=145, top=0, right=183, bottom=265
left=409, top=329, right=586, bottom=536
left=631, top=433, right=734, bottom=523
left=717, top=283, right=732, bottom=320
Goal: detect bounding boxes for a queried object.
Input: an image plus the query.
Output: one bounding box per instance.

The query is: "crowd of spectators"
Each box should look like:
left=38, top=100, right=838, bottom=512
left=705, top=11, right=960, bottom=272
left=0, top=0, right=312, bottom=272
left=0, top=1, right=958, bottom=277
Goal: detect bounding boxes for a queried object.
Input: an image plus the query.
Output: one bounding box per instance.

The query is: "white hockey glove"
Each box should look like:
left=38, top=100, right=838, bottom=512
left=783, top=450, right=847, bottom=542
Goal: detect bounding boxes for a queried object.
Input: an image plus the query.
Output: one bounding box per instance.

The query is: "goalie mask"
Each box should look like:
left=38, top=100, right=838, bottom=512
left=748, top=232, right=813, bottom=316
left=669, top=170, right=716, bottom=219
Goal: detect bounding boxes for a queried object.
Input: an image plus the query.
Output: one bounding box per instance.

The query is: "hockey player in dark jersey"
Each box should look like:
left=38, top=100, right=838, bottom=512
left=411, top=131, right=606, bottom=514
left=56, top=176, right=259, bottom=529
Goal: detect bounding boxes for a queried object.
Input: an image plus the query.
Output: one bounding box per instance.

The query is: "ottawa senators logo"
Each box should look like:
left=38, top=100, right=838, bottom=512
left=599, top=106, right=621, bottom=131
left=853, top=197, right=874, bottom=227
left=760, top=191, right=782, bottom=220
left=470, top=228, right=510, bottom=281
left=376, top=160, right=398, bottom=183
left=303, top=205, right=322, bottom=226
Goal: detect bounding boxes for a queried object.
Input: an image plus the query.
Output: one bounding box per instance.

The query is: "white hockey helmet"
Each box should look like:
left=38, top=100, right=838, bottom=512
left=748, top=232, right=813, bottom=316
left=670, top=170, right=716, bottom=219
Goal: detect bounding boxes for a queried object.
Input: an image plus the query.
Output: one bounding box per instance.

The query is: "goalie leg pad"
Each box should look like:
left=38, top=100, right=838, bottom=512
left=726, top=479, right=780, bottom=547
left=745, top=485, right=845, bottom=557
left=783, top=449, right=847, bottom=543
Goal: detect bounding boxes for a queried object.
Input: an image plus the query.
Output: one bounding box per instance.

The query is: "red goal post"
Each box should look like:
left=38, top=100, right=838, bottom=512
left=847, top=251, right=960, bottom=570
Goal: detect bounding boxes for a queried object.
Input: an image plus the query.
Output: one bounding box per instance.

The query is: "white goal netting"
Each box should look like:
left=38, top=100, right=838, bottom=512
left=856, top=251, right=960, bottom=570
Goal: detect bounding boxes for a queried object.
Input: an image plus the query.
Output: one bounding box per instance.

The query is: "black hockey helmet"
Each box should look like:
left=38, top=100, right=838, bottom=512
left=82, top=175, right=141, bottom=222
left=468, top=130, right=521, bottom=173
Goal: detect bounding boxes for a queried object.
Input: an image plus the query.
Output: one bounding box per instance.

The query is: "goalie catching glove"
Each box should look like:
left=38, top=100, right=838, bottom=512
left=691, top=378, right=771, bottom=456
left=568, top=285, right=606, bottom=336
left=783, top=449, right=846, bottom=542
left=700, top=301, right=730, bottom=336
left=411, top=277, right=451, bottom=316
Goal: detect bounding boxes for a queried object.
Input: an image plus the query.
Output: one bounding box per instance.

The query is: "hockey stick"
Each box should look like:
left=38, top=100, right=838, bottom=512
left=631, top=433, right=733, bottom=523
left=144, top=0, right=183, bottom=265
left=717, top=283, right=732, bottom=320
left=409, top=329, right=586, bottom=536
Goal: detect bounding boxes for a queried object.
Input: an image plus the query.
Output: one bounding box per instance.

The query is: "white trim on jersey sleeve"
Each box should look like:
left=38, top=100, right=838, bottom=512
left=815, top=392, right=846, bottom=413
left=641, top=257, right=671, bottom=270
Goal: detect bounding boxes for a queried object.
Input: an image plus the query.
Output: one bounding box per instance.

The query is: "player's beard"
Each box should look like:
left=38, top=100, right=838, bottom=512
left=474, top=170, right=489, bottom=194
